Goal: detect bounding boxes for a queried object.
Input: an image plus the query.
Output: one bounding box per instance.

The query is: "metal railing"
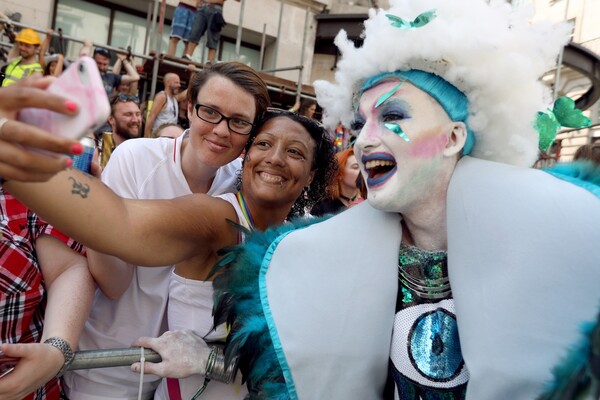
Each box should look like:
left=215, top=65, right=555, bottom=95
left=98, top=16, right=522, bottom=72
left=68, top=347, right=161, bottom=371
left=0, top=12, right=312, bottom=105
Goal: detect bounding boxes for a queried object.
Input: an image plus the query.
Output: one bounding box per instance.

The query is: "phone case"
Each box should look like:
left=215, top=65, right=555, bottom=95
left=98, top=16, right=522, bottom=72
left=17, top=56, right=111, bottom=140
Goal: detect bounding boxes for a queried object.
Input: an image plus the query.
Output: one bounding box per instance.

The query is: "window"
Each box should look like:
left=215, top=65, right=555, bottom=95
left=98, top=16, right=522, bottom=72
left=220, top=41, right=261, bottom=69
left=55, top=0, right=171, bottom=59
left=55, top=0, right=110, bottom=59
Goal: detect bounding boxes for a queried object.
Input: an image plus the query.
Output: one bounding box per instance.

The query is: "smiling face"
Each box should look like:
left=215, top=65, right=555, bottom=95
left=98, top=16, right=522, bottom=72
left=185, top=75, right=256, bottom=168
left=241, top=116, right=316, bottom=209
left=109, top=100, right=142, bottom=144
left=353, top=80, right=464, bottom=214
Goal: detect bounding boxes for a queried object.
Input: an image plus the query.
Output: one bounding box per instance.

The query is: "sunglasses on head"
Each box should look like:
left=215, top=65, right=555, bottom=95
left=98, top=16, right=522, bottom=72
left=94, top=47, right=111, bottom=58
left=111, top=94, right=140, bottom=105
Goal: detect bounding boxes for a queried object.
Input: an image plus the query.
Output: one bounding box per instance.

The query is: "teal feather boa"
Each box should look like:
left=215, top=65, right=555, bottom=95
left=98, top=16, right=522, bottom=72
left=210, top=216, right=327, bottom=399
left=543, top=161, right=600, bottom=198
left=537, top=311, right=600, bottom=400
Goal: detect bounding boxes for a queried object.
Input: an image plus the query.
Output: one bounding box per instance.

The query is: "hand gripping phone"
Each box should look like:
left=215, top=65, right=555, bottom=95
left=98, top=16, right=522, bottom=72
left=18, top=56, right=111, bottom=140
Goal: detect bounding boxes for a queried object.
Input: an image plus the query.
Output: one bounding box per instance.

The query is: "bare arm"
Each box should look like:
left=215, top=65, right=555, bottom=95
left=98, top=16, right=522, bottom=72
left=52, top=54, right=64, bottom=77
left=0, top=235, right=94, bottom=399
left=38, top=234, right=95, bottom=347
left=5, top=169, right=238, bottom=266
left=38, top=29, right=53, bottom=69
left=79, top=38, right=93, bottom=57
left=118, top=54, right=140, bottom=85
left=175, top=64, right=197, bottom=102
left=87, top=249, right=134, bottom=300
left=144, top=92, right=166, bottom=138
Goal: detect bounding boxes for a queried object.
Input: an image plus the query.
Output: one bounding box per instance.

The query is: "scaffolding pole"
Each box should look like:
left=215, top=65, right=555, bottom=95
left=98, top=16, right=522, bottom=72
left=273, top=0, right=285, bottom=70
left=296, top=7, right=310, bottom=103
left=235, top=0, right=246, bottom=59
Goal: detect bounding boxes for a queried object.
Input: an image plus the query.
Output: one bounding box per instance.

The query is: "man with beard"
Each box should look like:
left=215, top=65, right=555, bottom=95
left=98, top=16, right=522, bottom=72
left=2, top=28, right=43, bottom=86
left=108, top=94, right=142, bottom=145
left=144, top=72, right=185, bottom=138
left=99, top=94, right=142, bottom=167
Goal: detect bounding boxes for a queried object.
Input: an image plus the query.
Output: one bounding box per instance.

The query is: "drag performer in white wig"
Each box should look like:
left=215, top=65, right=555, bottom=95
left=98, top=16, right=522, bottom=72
left=203, top=0, right=599, bottom=399
left=3, top=0, right=600, bottom=400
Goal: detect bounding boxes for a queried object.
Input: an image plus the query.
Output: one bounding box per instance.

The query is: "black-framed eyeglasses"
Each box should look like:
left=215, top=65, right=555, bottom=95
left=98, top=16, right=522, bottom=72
left=111, top=94, right=140, bottom=105
left=194, top=104, right=254, bottom=135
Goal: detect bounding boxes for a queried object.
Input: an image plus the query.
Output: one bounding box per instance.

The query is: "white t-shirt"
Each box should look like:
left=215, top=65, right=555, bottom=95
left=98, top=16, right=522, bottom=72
left=63, top=132, right=242, bottom=400
left=154, top=193, right=250, bottom=400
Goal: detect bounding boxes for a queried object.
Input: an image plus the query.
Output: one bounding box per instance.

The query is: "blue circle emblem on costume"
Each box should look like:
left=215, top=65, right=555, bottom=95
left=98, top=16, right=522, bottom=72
left=409, top=309, right=464, bottom=382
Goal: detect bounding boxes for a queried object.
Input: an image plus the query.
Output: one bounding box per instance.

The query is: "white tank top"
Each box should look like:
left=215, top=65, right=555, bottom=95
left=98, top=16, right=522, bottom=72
left=152, top=92, right=179, bottom=132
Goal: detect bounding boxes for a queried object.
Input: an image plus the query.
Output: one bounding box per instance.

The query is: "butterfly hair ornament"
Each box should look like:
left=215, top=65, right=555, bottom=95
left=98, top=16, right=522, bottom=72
left=536, top=96, right=591, bottom=152
left=315, top=0, right=573, bottom=167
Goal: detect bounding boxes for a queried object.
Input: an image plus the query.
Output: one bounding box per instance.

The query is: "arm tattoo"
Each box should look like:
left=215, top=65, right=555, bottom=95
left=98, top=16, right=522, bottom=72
left=68, top=177, right=90, bottom=198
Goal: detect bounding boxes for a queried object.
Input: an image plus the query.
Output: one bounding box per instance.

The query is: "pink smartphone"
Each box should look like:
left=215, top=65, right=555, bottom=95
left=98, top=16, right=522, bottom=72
left=17, top=56, right=111, bottom=140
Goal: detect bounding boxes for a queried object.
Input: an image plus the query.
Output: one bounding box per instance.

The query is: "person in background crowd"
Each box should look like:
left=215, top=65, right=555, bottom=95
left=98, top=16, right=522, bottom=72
left=290, top=98, right=318, bottom=120
left=311, top=147, right=362, bottom=216
left=145, top=66, right=196, bottom=138
left=145, top=73, right=182, bottom=138
left=108, top=94, right=142, bottom=146
left=39, top=29, right=64, bottom=77
left=573, top=142, right=600, bottom=164
left=167, top=1, right=201, bottom=58
left=155, top=123, right=185, bottom=139
left=92, top=47, right=139, bottom=97
left=0, top=78, right=94, bottom=400
left=2, top=28, right=43, bottom=86
left=183, top=0, right=226, bottom=64
left=97, top=94, right=142, bottom=170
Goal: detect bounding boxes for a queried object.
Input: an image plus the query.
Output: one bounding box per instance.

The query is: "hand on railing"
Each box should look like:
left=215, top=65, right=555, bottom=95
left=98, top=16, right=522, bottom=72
left=130, top=330, right=211, bottom=379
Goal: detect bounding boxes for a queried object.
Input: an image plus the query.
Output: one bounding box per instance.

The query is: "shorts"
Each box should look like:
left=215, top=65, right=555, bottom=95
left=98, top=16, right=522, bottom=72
left=170, top=3, right=196, bottom=41
left=189, top=4, right=224, bottom=49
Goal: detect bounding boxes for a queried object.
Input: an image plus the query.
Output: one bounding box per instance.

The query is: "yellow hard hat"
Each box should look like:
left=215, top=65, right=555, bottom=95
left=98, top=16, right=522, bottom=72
left=16, top=28, right=41, bottom=45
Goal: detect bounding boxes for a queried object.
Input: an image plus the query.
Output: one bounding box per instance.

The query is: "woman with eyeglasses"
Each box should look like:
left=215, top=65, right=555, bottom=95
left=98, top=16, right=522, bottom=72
left=4, top=109, right=337, bottom=399
left=45, top=62, right=272, bottom=399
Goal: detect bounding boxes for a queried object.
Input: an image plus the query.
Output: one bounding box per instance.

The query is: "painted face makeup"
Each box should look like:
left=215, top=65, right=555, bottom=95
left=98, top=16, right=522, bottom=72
left=353, top=80, right=455, bottom=213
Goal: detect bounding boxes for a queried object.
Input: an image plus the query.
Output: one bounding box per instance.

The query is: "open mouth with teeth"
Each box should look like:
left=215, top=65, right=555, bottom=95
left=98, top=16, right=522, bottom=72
left=362, top=153, right=397, bottom=188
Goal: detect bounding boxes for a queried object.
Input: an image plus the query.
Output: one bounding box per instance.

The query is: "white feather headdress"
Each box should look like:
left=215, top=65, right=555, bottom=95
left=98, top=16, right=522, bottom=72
left=314, top=0, right=571, bottom=167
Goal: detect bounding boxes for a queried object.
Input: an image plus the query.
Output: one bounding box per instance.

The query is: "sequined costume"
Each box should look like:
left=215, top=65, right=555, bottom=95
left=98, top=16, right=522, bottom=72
left=390, top=244, right=468, bottom=399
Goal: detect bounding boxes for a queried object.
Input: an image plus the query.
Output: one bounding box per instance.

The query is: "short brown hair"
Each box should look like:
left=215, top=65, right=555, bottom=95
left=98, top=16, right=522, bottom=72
left=186, top=62, right=270, bottom=125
